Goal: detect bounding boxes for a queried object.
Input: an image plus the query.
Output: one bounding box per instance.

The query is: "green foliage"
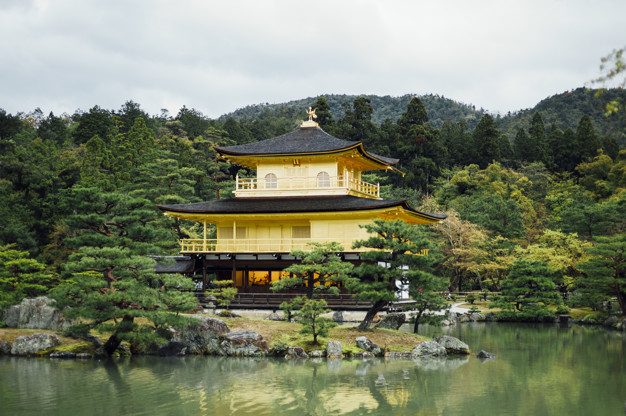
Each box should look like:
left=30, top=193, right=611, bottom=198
left=489, top=260, right=561, bottom=318
left=0, top=244, right=57, bottom=312
left=272, top=242, right=353, bottom=299
left=555, top=304, right=570, bottom=315
left=295, top=297, right=337, bottom=345
left=50, top=187, right=197, bottom=356
left=465, top=293, right=477, bottom=304
left=279, top=296, right=305, bottom=323
left=62, top=323, right=92, bottom=339
left=577, top=234, right=626, bottom=314
left=206, top=280, right=238, bottom=309
left=348, top=219, right=442, bottom=330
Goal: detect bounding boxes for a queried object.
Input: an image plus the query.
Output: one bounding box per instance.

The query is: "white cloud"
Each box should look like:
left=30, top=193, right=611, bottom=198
left=0, top=0, right=624, bottom=118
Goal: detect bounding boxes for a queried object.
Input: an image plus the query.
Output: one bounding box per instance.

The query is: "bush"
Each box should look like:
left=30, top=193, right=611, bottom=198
left=555, top=304, right=570, bottom=315
left=206, top=280, right=238, bottom=309
left=280, top=296, right=306, bottom=323
left=296, top=298, right=337, bottom=344
left=465, top=293, right=477, bottom=304
left=63, top=323, right=91, bottom=339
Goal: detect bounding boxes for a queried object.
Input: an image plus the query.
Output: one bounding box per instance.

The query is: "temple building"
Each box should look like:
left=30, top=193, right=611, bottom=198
left=156, top=110, right=446, bottom=301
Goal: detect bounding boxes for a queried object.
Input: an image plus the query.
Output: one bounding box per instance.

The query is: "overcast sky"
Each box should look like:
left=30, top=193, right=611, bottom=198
left=1, top=0, right=624, bottom=119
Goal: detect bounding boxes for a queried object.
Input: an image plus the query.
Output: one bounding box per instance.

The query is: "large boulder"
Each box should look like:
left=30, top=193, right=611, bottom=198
left=326, top=340, right=343, bottom=359
left=2, top=297, right=72, bottom=331
left=158, top=341, right=187, bottom=356
left=412, top=341, right=447, bottom=358
left=0, top=341, right=12, bottom=355
left=332, top=311, right=344, bottom=324
left=355, top=336, right=382, bottom=356
left=11, top=333, right=60, bottom=356
left=434, top=335, right=470, bottom=355
left=220, top=331, right=268, bottom=357
left=285, top=346, right=308, bottom=359
left=173, top=317, right=230, bottom=354
left=375, top=313, right=406, bottom=330
left=476, top=350, right=497, bottom=360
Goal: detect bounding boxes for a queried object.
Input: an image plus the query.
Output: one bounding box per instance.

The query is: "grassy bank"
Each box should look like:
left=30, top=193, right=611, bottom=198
left=0, top=315, right=427, bottom=356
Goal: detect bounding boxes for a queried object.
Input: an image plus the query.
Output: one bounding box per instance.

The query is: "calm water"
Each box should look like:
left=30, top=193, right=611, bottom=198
left=1, top=323, right=624, bottom=416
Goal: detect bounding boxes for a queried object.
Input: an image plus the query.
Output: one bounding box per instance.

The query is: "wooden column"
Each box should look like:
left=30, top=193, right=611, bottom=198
left=203, top=220, right=207, bottom=252
left=202, top=257, right=207, bottom=290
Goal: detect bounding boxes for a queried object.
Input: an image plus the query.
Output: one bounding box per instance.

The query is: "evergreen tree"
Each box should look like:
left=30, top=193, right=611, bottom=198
left=72, top=106, right=113, bottom=145
left=51, top=187, right=197, bottom=356
left=472, top=114, right=501, bottom=168
left=313, top=96, right=334, bottom=129
left=576, top=115, right=600, bottom=163
left=489, top=260, right=561, bottom=319
left=347, top=220, right=440, bottom=330
left=0, top=244, right=57, bottom=312
left=272, top=242, right=353, bottom=299
left=295, top=297, right=337, bottom=344
left=577, top=234, right=626, bottom=314
left=528, top=112, right=547, bottom=164
left=513, top=128, right=532, bottom=162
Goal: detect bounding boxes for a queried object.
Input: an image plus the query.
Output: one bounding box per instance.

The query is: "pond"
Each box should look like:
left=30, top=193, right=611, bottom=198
left=1, top=323, right=624, bottom=415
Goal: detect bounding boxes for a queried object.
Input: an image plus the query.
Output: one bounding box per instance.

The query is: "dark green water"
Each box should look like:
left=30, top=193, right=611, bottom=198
left=0, top=323, right=624, bottom=415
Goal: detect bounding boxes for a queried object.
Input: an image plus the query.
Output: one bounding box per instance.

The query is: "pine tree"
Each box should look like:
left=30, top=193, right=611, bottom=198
left=272, top=242, right=353, bottom=299
left=576, top=115, right=600, bottom=163
left=347, top=220, right=441, bottom=330
left=489, top=260, right=561, bottom=319
left=51, top=187, right=197, bottom=355
left=473, top=114, right=501, bottom=168
left=578, top=234, right=626, bottom=314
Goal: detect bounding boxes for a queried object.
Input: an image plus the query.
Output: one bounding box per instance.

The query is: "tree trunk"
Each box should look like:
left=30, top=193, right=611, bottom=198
left=413, top=310, right=424, bottom=334
left=103, top=315, right=134, bottom=356
left=616, top=287, right=626, bottom=315
left=358, top=300, right=387, bottom=330
left=306, top=272, right=314, bottom=299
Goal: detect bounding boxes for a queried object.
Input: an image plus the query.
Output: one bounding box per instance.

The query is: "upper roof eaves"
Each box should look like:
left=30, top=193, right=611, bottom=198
left=216, top=126, right=399, bottom=165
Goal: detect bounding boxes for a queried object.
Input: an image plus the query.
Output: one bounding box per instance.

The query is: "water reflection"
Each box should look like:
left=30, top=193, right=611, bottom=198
left=1, top=323, right=625, bottom=415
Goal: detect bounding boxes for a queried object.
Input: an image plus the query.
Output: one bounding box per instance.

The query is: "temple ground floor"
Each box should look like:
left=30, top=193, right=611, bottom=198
left=155, top=253, right=411, bottom=310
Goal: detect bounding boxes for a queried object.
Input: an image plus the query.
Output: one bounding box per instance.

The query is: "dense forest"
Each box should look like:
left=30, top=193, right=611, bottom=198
left=1, top=89, right=625, bottom=322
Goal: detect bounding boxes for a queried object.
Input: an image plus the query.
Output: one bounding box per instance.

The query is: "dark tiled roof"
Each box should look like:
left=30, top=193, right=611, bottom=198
left=157, top=195, right=447, bottom=220
left=216, top=126, right=399, bottom=165
left=153, top=256, right=195, bottom=273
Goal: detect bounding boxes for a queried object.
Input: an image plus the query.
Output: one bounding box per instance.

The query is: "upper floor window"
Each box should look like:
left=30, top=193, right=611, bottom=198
left=265, top=173, right=277, bottom=189
left=317, top=171, right=330, bottom=187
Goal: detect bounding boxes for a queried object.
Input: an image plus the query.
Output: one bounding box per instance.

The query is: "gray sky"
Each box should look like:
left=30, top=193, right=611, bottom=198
left=1, top=0, right=624, bottom=119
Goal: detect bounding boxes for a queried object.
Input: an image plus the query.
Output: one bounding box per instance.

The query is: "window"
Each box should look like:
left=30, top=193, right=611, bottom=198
left=218, top=226, right=247, bottom=239
left=317, top=171, right=330, bottom=187
left=264, top=173, right=277, bottom=189
left=292, top=225, right=311, bottom=239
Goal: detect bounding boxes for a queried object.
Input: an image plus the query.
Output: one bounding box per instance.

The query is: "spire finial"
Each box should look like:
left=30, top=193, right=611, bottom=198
left=301, top=107, right=319, bottom=128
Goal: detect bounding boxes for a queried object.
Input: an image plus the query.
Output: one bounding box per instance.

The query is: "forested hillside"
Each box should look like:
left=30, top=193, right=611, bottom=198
left=221, top=88, right=626, bottom=146
left=220, top=94, right=487, bottom=130
left=1, top=90, right=625, bottom=321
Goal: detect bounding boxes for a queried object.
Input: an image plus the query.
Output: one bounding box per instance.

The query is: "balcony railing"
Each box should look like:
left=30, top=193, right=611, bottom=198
left=179, top=238, right=429, bottom=256
left=180, top=238, right=357, bottom=253
left=235, top=174, right=380, bottom=199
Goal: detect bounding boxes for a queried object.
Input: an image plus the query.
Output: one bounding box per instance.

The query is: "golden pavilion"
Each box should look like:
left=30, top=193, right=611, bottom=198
left=157, top=110, right=445, bottom=304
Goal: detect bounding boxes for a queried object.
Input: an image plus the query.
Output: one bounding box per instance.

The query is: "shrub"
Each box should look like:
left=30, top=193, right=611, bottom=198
left=280, top=296, right=306, bottom=323
left=555, top=304, right=570, bottom=315
left=206, top=280, right=238, bottom=309
left=465, top=293, right=477, bottom=304
left=63, top=323, right=92, bottom=339
left=296, top=298, right=337, bottom=344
